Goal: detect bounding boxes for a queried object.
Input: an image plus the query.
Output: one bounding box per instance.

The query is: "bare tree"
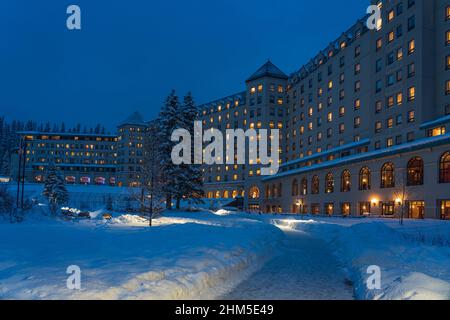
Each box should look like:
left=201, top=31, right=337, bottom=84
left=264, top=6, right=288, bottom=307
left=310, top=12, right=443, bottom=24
left=131, top=121, right=165, bottom=226
left=394, top=166, right=416, bottom=225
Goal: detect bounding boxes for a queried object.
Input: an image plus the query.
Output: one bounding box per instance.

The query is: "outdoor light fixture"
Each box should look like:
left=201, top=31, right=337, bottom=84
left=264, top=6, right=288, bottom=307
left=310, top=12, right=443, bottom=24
left=371, top=198, right=378, bottom=207
left=395, top=198, right=402, bottom=206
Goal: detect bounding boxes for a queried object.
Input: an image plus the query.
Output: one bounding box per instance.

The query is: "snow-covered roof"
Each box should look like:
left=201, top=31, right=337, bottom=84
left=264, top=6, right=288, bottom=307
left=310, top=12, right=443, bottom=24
left=264, top=134, right=450, bottom=181
left=118, top=111, right=147, bottom=127
left=280, top=139, right=370, bottom=169
left=17, top=131, right=117, bottom=138
left=246, top=61, right=288, bottom=82
left=419, top=115, right=450, bottom=130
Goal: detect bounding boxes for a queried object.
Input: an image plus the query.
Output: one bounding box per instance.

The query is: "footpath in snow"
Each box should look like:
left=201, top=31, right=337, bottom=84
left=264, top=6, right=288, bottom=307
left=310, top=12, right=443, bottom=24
left=223, top=227, right=354, bottom=300
left=273, top=217, right=450, bottom=300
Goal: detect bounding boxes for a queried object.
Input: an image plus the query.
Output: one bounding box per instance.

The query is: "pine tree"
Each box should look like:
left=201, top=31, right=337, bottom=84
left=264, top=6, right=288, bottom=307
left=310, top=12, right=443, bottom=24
left=178, top=93, right=204, bottom=205
left=157, top=90, right=183, bottom=209
left=60, top=122, right=66, bottom=133
left=105, top=195, right=113, bottom=211
left=0, top=152, right=10, bottom=177
left=42, top=164, right=69, bottom=214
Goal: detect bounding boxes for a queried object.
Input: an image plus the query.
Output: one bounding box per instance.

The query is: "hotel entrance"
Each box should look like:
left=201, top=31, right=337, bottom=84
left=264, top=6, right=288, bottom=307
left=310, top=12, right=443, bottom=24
left=407, top=201, right=425, bottom=219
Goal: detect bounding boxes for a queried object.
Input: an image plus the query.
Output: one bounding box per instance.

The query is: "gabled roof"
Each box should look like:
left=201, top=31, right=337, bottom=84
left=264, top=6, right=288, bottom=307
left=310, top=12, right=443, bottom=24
left=246, top=60, right=288, bottom=82
left=119, top=111, right=147, bottom=127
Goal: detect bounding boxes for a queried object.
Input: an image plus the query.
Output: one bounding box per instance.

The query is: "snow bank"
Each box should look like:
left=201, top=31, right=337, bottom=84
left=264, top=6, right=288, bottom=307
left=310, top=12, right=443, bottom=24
left=274, top=218, right=450, bottom=300
left=0, top=211, right=283, bottom=300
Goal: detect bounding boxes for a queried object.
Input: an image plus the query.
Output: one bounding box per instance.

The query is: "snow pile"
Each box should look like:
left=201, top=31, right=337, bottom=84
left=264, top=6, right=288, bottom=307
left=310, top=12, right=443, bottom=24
left=0, top=211, right=283, bottom=300
left=214, top=209, right=234, bottom=216
left=274, top=218, right=450, bottom=300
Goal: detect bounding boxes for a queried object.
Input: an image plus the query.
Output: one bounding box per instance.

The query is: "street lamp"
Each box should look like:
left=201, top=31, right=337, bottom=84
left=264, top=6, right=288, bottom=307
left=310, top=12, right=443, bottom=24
left=296, top=199, right=303, bottom=220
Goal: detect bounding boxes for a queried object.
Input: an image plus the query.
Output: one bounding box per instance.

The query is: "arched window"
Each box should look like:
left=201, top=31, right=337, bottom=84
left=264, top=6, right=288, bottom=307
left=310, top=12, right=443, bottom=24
left=341, top=170, right=351, bottom=192
left=300, top=178, right=308, bottom=195
left=292, top=179, right=299, bottom=196
left=223, top=190, right=229, bottom=199
left=359, top=167, right=371, bottom=190
left=440, top=152, right=450, bottom=183
left=249, top=186, right=260, bottom=199
left=381, top=162, right=395, bottom=188
left=407, top=157, right=424, bottom=186
left=278, top=183, right=282, bottom=197
left=312, top=176, right=320, bottom=194
left=265, top=185, right=270, bottom=198
left=271, top=184, right=277, bottom=198
left=232, top=190, right=238, bottom=198
left=325, top=173, right=334, bottom=193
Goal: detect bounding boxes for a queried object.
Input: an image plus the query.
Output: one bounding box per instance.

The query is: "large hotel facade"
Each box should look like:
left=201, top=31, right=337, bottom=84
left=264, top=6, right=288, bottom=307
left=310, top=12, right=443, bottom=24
left=199, top=0, right=450, bottom=219
left=18, top=112, right=148, bottom=188
left=16, top=0, right=450, bottom=219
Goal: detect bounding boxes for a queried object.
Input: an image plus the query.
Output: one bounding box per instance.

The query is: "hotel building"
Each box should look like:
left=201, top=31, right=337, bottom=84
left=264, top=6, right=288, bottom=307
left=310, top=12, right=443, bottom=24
left=199, top=0, right=450, bottom=219
left=18, top=112, right=147, bottom=188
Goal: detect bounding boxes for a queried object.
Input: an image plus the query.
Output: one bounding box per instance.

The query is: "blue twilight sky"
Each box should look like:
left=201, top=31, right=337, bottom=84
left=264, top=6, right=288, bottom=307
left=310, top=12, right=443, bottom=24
left=0, top=0, right=369, bottom=131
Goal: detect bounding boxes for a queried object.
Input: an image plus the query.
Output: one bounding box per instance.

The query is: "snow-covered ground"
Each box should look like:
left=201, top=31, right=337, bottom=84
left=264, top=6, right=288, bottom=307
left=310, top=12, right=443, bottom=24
left=1, top=207, right=449, bottom=300
left=0, top=211, right=282, bottom=299
left=272, top=216, right=450, bottom=300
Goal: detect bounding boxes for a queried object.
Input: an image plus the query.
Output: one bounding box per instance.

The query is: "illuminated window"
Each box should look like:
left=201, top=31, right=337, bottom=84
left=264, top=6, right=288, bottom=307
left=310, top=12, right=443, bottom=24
left=440, top=152, right=450, bottom=183
left=325, top=173, right=334, bottom=193
left=407, top=157, right=424, bottom=186
left=408, top=86, right=416, bottom=101
left=446, top=80, right=450, bottom=95
left=381, top=162, right=395, bottom=188
left=408, top=39, right=415, bottom=54
left=388, top=31, right=394, bottom=43
left=408, top=110, right=415, bottom=123
left=428, top=126, right=446, bottom=137
left=376, top=38, right=383, bottom=50
left=388, top=10, right=395, bottom=22
left=359, top=167, right=371, bottom=190
left=354, top=99, right=361, bottom=110
left=341, top=170, right=351, bottom=192
left=447, top=6, right=450, bottom=20
left=258, top=84, right=263, bottom=92
left=327, top=112, right=333, bottom=122
left=397, top=92, right=403, bottom=105
left=311, top=176, right=320, bottom=194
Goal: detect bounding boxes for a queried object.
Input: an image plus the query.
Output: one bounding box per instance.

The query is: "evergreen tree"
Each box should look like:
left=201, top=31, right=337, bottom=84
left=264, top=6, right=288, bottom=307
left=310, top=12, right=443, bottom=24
left=179, top=92, right=204, bottom=205
left=105, top=195, right=113, bottom=211
left=0, top=152, right=10, bottom=177
left=42, top=164, right=69, bottom=214
left=60, top=122, right=66, bottom=133
left=157, top=90, right=183, bottom=209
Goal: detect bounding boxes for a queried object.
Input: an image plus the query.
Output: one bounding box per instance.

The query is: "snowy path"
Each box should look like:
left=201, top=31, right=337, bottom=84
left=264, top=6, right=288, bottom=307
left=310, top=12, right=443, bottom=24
left=222, top=228, right=354, bottom=300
